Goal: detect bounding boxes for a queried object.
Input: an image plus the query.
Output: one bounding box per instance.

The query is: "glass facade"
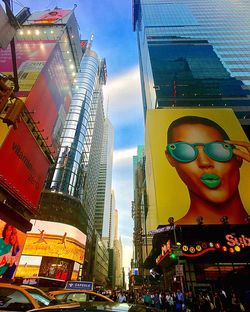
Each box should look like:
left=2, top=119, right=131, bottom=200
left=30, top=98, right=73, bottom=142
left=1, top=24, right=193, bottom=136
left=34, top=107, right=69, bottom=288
left=133, top=0, right=250, bottom=127
left=50, top=50, right=101, bottom=196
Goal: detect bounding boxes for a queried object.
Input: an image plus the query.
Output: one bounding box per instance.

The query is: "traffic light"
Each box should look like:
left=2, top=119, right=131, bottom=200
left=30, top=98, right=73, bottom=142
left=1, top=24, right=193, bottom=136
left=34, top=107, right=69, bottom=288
left=2, top=98, right=25, bottom=128
left=170, top=252, right=177, bottom=260
left=0, top=78, right=13, bottom=113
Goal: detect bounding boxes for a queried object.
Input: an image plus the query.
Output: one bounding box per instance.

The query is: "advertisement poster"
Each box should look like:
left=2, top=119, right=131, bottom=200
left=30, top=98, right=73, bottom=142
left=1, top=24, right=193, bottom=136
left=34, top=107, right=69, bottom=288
left=145, top=108, right=250, bottom=230
left=0, top=220, right=26, bottom=278
left=0, top=120, right=50, bottom=210
left=16, top=220, right=86, bottom=280
left=0, top=40, right=71, bottom=155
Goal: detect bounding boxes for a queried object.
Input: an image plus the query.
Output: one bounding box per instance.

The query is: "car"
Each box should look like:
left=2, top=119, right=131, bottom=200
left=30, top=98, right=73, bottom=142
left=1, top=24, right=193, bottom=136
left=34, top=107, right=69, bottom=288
left=0, top=283, right=53, bottom=311
left=28, top=301, right=160, bottom=312
left=47, top=289, right=113, bottom=304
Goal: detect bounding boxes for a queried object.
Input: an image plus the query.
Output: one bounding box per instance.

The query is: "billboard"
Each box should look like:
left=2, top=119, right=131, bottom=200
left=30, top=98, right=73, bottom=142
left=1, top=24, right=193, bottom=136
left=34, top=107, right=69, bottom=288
left=32, top=9, right=71, bottom=24
left=0, top=40, right=71, bottom=155
left=145, top=108, right=250, bottom=230
left=16, top=220, right=86, bottom=280
left=0, top=219, right=26, bottom=278
left=25, top=43, right=71, bottom=154
left=21, top=220, right=86, bottom=264
left=0, top=120, right=50, bottom=210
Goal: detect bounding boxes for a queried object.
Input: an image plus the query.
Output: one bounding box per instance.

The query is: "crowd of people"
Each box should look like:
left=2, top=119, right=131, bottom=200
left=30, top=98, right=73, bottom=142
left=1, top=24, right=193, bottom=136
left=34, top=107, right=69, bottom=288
left=109, top=288, right=249, bottom=312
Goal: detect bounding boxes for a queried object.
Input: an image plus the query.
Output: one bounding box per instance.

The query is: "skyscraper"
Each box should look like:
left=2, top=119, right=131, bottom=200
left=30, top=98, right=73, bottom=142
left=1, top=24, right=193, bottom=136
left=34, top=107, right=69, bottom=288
left=133, top=0, right=250, bottom=291
left=133, top=0, right=250, bottom=136
left=94, top=118, right=114, bottom=243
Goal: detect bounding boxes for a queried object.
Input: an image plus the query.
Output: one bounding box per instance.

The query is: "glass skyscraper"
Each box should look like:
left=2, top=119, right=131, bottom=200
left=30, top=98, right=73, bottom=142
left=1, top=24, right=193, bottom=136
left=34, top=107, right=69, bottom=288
left=133, top=0, right=250, bottom=135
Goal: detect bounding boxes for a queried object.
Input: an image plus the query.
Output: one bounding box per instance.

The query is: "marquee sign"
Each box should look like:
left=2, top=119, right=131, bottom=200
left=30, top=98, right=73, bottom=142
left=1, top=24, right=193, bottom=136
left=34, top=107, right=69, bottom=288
left=155, top=231, right=250, bottom=265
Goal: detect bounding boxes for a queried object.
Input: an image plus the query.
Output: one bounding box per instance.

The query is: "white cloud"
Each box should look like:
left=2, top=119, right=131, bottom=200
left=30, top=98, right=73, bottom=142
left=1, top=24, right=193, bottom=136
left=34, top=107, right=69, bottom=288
left=104, top=66, right=143, bottom=127
left=112, top=147, right=137, bottom=269
left=113, top=147, right=137, bottom=167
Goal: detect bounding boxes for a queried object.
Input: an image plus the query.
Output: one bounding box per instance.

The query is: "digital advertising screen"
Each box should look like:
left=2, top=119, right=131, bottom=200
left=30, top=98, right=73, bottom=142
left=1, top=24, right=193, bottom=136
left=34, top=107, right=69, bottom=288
left=145, top=108, right=250, bottom=230
left=21, top=220, right=86, bottom=264
left=0, top=220, right=26, bottom=278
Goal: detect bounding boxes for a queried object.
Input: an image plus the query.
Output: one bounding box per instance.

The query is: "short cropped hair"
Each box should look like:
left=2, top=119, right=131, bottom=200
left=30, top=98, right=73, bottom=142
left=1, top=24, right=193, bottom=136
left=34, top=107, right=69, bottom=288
left=167, top=116, right=230, bottom=143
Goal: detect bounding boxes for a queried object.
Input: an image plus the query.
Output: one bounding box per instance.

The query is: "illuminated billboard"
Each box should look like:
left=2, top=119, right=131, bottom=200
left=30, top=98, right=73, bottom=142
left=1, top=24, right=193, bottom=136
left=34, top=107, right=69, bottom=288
left=16, top=220, right=86, bottom=280
left=21, top=220, right=86, bottom=264
left=0, top=120, right=50, bottom=210
left=145, top=108, right=250, bottom=230
left=0, top=219, right=26, bottom=278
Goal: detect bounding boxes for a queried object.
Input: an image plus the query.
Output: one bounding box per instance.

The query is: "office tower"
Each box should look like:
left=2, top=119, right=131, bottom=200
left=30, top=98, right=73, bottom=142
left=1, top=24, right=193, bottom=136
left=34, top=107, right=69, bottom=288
left=1, top=6, right=108, bottom=280
left=0, top=7, right=82, bottom=231
left=0, top=7, right=93, bottom=280
left=40, top=46, right=107, bottom=280
left=133, top=0, right=250, bottom=136
left=113, top=209, right=123, bottom=288
left=94, top=118, right=114, bottom=243
left=133, top=0, right=250, bottom=292
left=132, top=146, right=146, bottom=280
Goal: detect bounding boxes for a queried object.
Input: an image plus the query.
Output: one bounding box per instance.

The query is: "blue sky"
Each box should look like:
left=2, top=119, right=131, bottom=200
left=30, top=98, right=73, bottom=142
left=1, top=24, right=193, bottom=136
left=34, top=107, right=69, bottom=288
left=14, top=0, right=145, bottom=269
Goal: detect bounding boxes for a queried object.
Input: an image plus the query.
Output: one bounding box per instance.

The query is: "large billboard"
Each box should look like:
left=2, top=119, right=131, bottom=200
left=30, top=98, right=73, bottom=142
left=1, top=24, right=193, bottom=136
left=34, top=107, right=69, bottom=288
left=16, top=220, right=86, bottom=280
left=0, top=40, right=71, bottom=155
left=145, top=108, right=250, bottom=230
left=0, top=120, right=50, bottom=210
left=0, top=219, right=26, bottom=278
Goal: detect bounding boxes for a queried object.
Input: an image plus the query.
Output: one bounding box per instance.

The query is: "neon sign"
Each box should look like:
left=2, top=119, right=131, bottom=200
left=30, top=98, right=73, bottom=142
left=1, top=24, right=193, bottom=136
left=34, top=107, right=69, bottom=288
left=225, top=234, right=250, bottom=247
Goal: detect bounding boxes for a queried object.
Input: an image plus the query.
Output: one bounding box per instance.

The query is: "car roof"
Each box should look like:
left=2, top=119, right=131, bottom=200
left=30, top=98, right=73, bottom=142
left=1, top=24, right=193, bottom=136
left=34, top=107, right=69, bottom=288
left=48, top=289, right=113, bottom=302
left=0, top=283, right=41, bottom=308
left=28, top=302, right=153, bottom=312
left=20, top=285, right=50, bottom=296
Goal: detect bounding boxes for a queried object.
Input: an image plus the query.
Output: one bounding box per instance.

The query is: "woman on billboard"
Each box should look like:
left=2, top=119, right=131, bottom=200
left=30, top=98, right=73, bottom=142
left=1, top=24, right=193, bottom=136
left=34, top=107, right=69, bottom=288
left=0, top=224, right=14, bottom=276
left=165, top=116, right=250, bottom=224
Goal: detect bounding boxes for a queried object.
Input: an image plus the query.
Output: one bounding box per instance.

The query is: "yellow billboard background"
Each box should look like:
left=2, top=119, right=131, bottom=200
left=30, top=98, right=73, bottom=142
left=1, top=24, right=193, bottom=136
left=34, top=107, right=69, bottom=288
left=145, top=108, right=250, bottom=231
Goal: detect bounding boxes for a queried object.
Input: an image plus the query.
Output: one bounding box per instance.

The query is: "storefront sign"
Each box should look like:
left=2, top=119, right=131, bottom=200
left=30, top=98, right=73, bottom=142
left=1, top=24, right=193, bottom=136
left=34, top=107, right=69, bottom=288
left=225, top=234, right=250, bottom=247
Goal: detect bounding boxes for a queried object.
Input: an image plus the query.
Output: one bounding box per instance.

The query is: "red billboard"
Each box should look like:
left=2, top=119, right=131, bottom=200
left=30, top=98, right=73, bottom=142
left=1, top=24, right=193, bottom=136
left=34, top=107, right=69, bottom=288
left=25, top=44, right=71, bottom=155
left=0, top=120, right=50, bottom=210
left=0, top=40, right=71, bottom=155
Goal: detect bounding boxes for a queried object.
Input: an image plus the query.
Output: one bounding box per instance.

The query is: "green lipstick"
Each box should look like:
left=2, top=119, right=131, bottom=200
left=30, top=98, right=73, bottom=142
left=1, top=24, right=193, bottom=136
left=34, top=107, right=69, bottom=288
left=200, top=173, right=221, bottom=189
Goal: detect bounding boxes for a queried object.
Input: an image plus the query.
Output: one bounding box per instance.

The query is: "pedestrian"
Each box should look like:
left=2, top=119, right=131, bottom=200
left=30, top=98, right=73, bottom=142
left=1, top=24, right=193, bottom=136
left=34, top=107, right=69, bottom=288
left=230, top=291, right=242, bottom=312
left=143, top=291, right=152, bottom=307
left=175, top=289, right=185, bottom=311
left=213, top=292, right=223, bottom=312
left=185, top=290, right=195, bottom=312
left=166, top=291, right=175, bottom=312
left=117, top=291, right=126, bottom=303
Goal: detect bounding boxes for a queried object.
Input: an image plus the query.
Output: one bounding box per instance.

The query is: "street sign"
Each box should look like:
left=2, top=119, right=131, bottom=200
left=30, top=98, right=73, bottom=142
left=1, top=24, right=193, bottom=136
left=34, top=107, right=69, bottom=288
left=175, top=264, right=184, bottom=277
left=65, top=281, right=93, bottom=291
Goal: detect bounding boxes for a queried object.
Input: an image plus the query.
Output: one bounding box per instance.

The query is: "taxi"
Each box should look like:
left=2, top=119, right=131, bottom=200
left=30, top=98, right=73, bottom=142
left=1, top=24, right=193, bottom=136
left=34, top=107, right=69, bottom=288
left=48, top=289, right=113, bottom=304
left=0, top=283, right=52, bottom=311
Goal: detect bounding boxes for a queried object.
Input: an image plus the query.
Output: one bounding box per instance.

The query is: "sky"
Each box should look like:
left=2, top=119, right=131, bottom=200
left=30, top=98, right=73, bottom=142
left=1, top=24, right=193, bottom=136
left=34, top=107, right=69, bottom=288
left=13, top=0, right=145, bottom=270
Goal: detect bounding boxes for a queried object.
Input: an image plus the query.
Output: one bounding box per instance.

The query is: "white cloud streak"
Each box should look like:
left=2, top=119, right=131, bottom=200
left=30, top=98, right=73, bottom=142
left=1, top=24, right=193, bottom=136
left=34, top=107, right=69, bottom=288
left=104, top=66, right=143, bottom=127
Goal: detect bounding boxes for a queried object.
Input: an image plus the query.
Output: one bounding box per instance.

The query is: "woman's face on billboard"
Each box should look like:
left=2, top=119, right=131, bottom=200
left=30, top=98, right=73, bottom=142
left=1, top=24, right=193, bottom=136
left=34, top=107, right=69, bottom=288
left=166, top=123, right=242, bottom=205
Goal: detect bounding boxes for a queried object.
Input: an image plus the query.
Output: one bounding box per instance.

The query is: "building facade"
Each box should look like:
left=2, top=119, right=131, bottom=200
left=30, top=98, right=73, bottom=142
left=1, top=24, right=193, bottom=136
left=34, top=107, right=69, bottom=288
left=94, top=118, right=114, bottom=244
left=133, top=0, right=250, bottom=137
left=133, top=0, right=250, bottom=294
left=0, top=7, right=86, bottom=279
left=0, top=6, right=108, bottom=281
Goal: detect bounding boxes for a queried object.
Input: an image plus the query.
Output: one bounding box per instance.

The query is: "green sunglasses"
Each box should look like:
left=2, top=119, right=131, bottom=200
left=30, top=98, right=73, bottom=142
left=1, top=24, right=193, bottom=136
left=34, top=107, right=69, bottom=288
left=166, top=141, right=234, bottom=163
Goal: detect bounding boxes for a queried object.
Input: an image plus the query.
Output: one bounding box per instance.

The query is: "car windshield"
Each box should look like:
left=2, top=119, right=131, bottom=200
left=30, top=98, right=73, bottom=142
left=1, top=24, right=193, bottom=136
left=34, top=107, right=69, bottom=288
left=24, top=289, right=51, bottom=307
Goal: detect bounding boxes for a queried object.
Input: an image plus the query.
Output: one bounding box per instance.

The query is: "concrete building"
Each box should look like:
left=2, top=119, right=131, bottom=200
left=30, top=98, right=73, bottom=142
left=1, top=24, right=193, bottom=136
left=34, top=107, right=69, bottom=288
left=94, top=118, right=114, bottom=245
